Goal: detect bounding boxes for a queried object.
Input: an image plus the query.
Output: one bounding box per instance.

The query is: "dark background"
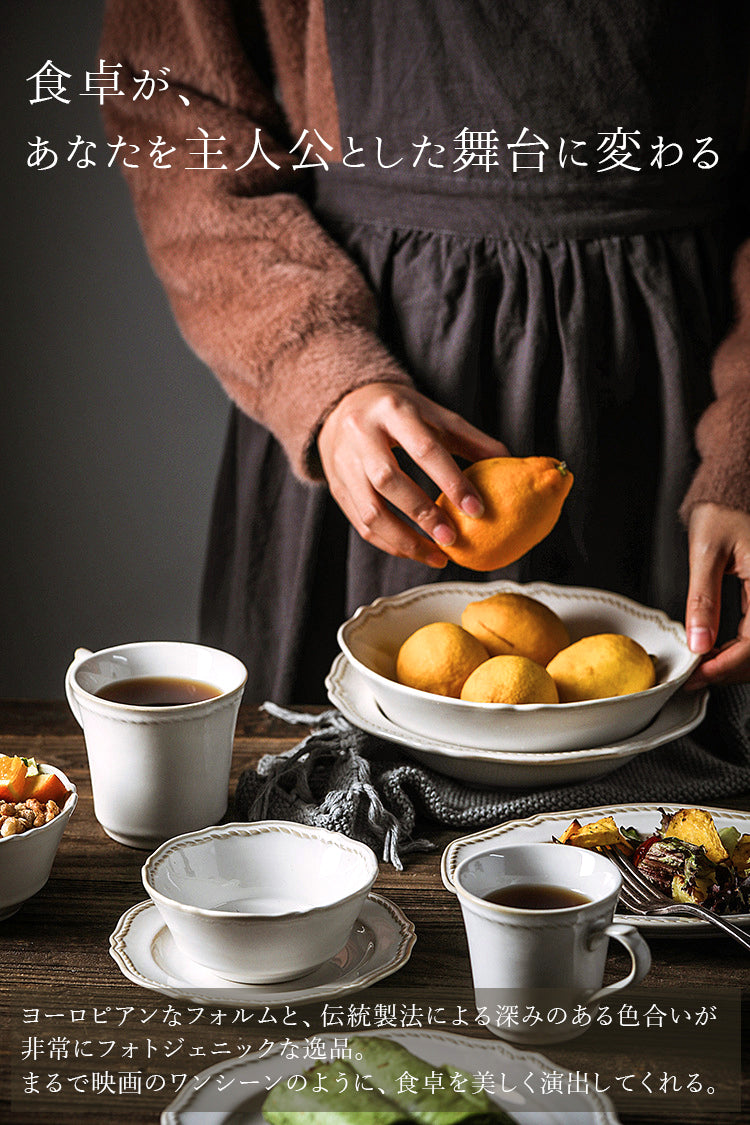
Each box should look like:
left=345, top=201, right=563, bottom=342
left=1, top=1, right=230, bottom=697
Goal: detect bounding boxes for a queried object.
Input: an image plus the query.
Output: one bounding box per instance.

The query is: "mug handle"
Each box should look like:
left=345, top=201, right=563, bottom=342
left=64, top=648, right=93, bottom=727
left=586, top=922, right=652, bottom=1005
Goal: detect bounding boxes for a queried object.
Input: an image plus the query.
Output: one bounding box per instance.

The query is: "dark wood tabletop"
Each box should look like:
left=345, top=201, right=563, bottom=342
left=0, top=700, right=748, bottom=1123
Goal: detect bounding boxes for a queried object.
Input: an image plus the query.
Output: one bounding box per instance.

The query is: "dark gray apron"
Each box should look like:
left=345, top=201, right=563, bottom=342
left=202, top=1, right=749, bottom=702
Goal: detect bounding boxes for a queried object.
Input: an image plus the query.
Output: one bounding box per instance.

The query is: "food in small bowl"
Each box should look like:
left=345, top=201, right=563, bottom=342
left=337, top=580, right=700, bottom=752
left=142, top=821, right=379, bottom=984
left=0, top=759, right=77, bottom=920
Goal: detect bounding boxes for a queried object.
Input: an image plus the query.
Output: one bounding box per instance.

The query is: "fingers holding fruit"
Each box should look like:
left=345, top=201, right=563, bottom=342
left=317, top=382, right=508, bottom=565
left=328, top=447, right=453, bottom=568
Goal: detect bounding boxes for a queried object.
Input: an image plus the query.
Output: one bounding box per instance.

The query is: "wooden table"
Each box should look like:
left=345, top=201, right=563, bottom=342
left=0, top=701, right=747, bottom=1123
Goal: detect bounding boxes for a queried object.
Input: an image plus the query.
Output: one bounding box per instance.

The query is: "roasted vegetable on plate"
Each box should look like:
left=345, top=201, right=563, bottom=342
left=558, top=807, right=750, bottom=915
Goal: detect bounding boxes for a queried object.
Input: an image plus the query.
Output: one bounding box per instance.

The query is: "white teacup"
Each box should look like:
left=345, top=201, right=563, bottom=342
left=453, top=841, right=651, bottom=1044
left=65, top=642, right=247, bottom=849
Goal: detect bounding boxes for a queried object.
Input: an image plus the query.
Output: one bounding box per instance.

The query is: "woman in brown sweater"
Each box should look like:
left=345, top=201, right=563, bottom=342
left=100, top=0, right=750, bottom=702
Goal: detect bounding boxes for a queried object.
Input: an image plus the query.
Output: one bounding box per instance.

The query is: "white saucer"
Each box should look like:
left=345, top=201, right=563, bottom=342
left=109, top=893, right=415, bottom=1007
left=326, top=653, right=708, bottom=788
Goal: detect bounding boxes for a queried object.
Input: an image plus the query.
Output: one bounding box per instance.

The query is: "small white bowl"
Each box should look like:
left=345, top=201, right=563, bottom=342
left=0, top=764, right=78, bottom=921
left=338, top=580, right=700, bottom=753
left=142, top=822, right=380, bottom=984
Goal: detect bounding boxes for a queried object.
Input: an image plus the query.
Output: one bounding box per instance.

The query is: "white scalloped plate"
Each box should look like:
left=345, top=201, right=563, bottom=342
left=110, top=892, right=415, bottom=1006
left=327, top=652, right=708, bottom=788
left=441, top=804, right=750, bottom=935
left=160, top=1027, right=620, bottom=1123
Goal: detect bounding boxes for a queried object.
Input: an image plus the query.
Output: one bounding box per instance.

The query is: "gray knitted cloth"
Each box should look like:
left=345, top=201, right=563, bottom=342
left=233, top=685, right=750, bottom=869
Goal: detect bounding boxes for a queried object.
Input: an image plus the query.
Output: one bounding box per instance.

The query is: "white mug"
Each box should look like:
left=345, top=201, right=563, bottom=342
left=453, top=841, right=651, bottom=1044
left=65, top=641, right=247, bottom=849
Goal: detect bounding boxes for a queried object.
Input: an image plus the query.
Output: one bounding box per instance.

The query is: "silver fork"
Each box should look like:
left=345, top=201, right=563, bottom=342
left=606, top=848, right=750, bottom=952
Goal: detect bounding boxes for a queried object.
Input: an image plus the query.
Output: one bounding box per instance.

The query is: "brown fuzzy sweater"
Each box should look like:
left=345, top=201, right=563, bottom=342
left=100, top=0, right=750, bottom=517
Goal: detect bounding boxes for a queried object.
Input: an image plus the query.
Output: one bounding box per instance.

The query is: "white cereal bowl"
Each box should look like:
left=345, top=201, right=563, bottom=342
left=142, top=822, right=380, bottom=984
left=337, top=580, right=700, bottom=753
left=0, top=764, right=78, bottom=921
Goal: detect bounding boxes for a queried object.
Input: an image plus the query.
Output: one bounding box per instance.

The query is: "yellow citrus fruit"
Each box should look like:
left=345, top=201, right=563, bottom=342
left=395, top=622, right=489, bottom=697
left=460, top=655, right=559, bottom=704
left=546, top=633, right=656, bottom=702
left=435, top=456, right=573, bottom=571
left=461, top=591, right=570, bottom=665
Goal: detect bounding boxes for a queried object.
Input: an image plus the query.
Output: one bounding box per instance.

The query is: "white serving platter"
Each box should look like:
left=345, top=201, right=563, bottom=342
left=327, top=653, right=707, bottom=788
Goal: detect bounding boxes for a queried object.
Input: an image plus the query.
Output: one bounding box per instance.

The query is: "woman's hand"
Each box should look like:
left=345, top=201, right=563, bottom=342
left=684, top=502, right=750, bottom=688
left=317, top=382, right=508, bottom=567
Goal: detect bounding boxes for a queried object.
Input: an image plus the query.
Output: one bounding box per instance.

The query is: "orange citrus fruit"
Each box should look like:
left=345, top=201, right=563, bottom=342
left=395, top=622, right=489, bottom=697
left=436, top=456, right=573, bottom=571
left=546, top=633, right=656, bottom=702
left=460, top=655, right=559, bottom=704
left=461, top=591, right=570, bottom=665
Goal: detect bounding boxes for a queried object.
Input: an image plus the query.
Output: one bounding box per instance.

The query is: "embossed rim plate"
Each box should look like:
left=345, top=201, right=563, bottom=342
left=327, top=652, right=708, bottom=788
left=441, top=804, right=750, bottom=935
left=160, top=1027, right=620, bottom=1123
left=109, top=892, right=415, bottom=1006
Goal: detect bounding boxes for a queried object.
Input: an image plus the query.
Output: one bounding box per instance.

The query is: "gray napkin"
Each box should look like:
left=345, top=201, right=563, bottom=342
left=233, top=685, right=750, bottom=869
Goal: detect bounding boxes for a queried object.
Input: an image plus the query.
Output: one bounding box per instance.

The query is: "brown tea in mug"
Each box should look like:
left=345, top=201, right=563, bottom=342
left=484, top=883, right=591, bottom=909
left=95, top=676, right=223, bottom=706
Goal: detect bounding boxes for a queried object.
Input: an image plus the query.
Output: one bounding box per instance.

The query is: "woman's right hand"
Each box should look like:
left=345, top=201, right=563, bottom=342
left=317, top=382, right=509, bottom=567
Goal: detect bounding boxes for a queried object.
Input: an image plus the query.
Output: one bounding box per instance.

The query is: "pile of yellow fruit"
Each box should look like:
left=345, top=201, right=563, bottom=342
left=394, top=454, right=656, bottom=704
left=395, top=591, right=656, bottom=704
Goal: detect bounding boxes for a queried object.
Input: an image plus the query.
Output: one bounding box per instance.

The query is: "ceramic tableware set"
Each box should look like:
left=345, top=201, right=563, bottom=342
left=5, top=590, right=716, bottom=1122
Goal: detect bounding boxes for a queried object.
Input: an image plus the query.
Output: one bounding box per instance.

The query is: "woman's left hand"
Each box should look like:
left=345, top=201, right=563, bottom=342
left=684, top=502, right=750, bottom=688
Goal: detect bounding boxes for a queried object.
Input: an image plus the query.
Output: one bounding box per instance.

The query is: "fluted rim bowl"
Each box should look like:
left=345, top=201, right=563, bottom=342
left=142, top=822, right=380, bottom=983
left=337, top=580, right=700, bottom=753
left=0, top=763, right=78, bottom=920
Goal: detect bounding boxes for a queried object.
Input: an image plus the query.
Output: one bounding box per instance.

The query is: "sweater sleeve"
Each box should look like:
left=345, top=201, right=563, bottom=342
left=680, top=238, right=750, bottom=521
left=98, top=0, right=412, bottom=481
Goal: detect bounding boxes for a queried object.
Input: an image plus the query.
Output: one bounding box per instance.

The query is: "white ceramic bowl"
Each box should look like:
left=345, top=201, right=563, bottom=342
left=338, top=580, right=700, bottom=752
left=0, top=764, right=78, bottom=920
left=142, top=822, right=380, bottom=984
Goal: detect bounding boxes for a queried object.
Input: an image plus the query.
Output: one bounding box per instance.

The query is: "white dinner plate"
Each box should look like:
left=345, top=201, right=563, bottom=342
left=160, top=1027, right=620, bottom=1123
left=441, top=803, right=750, bottom=935
left=326, top=653, right=708, bottom=788
left=109, top=893, right=415, bottom=1007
